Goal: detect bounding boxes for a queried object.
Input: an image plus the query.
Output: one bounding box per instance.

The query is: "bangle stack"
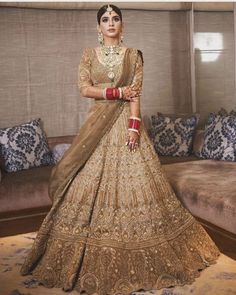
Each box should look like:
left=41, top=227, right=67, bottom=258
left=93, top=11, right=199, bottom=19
left=128, top=116, right=141, bottom=135
left=103, top=87, right=123, bottom=100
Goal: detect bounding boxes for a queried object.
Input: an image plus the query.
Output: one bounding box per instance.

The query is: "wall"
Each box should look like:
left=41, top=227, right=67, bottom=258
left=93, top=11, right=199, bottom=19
left=194, top=11, right=235, bottom=126
left=0, top=7, right=235, bottom=136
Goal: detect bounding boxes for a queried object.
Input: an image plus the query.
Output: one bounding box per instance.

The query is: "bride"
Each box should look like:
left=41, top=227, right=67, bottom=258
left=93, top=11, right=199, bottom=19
left=20, top=4, right=220, bottom=295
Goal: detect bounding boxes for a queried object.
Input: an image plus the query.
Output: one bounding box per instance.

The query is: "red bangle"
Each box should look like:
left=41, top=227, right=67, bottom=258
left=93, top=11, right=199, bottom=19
left=128, top=118, right=141, bottom=130
left=106, top=88, right=120, bottom=100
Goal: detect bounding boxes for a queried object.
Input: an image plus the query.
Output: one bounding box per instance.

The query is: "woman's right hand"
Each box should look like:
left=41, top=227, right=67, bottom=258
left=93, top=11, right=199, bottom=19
left=122, top=86, right=141, bottom=102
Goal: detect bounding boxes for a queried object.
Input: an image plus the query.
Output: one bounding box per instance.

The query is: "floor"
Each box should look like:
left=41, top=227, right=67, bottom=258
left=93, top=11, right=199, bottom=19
left=0, top=231, right=236, bottom=295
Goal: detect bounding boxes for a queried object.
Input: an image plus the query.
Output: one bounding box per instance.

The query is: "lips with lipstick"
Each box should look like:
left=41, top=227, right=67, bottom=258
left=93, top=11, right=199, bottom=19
left=108, top=29, right=116, bottom=32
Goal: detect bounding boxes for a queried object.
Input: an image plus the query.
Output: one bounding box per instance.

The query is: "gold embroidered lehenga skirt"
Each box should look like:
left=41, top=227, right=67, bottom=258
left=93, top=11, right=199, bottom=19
left=20, top=102, right=220, bottom=295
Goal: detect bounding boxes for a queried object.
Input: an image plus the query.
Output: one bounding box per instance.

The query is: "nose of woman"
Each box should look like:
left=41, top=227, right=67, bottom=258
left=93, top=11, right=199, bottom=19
left=108, top=18, right=115, bottom=27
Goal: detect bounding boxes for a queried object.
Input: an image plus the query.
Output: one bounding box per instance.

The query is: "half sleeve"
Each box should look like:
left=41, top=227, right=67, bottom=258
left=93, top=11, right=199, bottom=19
left=78, top=48, right=93, bottom=92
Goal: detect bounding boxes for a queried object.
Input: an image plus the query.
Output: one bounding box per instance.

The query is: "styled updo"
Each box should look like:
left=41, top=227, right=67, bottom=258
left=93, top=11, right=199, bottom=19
left=97, top=4, right=122, bottom=25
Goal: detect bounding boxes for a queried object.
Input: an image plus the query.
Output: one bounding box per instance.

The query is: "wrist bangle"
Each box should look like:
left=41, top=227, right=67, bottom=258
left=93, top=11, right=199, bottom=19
left=106, top=88, right=120, bottom=100
left=129, top=116, right=141, bottom=121
left=128, top=128, right=140, bottom=135
left=103, top=88, right=107, bottom=99
left=128, top=118, right=141, bottom=130
left=118, top=87, right=123, bottom=99
left=128, top=116, right=141, bottom=136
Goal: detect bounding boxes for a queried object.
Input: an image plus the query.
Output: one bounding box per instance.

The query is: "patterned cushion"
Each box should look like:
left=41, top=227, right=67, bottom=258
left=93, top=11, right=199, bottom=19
left=192, top=129, right=205, bottom=157
left=150, top=112, right=199, bottom=156
left=52, top=143, right=71, bottom=163
left=0, top=119, right=54, bottom=172
left=199, top=111, right=236, bottom=161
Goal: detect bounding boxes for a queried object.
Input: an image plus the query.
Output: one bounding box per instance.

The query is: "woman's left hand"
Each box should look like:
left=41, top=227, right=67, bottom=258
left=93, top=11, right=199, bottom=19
left=122, top=86, right=141, bottom=102
left=126, top=130, right=140, bottom=152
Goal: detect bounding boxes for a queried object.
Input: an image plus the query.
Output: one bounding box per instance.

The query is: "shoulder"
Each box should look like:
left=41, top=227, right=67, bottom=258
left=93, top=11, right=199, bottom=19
left=80, top=48, right=95, bottom=64
left=128, top=47, right=144, bottom=65
left=81, top=48, right=97, bottom=59
left=82, top=47, right=94, bottom=55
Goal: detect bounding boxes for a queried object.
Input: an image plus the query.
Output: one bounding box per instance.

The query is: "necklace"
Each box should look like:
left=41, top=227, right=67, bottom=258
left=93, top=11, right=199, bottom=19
left=99, top=44, right=123, bottom=84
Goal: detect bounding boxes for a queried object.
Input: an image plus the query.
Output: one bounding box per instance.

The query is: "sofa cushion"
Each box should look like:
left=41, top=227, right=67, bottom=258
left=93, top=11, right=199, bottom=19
left=0, top=165, right=53, bottom=216
left=163, top=160, right=236, bottom=235
left=192, top=129, right=205, bottom=157
left=150, top=112, right=199, bottom=157
left=52, top=143, right=71, bottom=163
left=0, top=118, right=53, bottom=172
left=200, top=112, right=236, bottom=161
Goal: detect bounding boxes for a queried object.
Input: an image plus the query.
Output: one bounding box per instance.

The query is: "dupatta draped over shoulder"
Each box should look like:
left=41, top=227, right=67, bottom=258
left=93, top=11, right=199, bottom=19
left=48, top=48, right=143, bottom=204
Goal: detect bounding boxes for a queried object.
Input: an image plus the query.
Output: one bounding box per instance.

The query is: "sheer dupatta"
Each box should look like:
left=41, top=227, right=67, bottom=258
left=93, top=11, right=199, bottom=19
left=48, top=48, right=139, bottom=204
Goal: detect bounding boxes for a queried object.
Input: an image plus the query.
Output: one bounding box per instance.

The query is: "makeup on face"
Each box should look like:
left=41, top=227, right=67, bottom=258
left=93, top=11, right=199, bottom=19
left=98, top=10, right=123, bottom=44
left=101, top=15, right=121, bottom=24
left=100, top=11, right=121, bottom=31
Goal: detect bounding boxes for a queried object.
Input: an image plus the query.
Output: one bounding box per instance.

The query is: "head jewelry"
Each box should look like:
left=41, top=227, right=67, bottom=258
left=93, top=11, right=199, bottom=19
left=106, top=4, right=113, bottom=14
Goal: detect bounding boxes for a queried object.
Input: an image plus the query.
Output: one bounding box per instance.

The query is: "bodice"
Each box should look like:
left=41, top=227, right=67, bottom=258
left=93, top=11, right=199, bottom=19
left=78, top=46, right=143, bottom=100
left=90, top=48, right=127, bottom=88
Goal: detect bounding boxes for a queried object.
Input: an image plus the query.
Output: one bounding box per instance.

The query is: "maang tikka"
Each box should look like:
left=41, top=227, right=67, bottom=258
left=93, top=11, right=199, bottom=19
left=106, top=4, right=113, bottom=14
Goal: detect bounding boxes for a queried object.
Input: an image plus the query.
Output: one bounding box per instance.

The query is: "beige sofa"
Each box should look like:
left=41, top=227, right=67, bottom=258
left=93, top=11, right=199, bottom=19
left=143, top=113, right=236, bottom=238
left=163, top=159, right=236, bottom=235
left=0, top=135, right=74, bottom=237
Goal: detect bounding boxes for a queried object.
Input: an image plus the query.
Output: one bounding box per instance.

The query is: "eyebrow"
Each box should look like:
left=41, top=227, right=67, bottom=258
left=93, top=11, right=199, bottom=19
left=101, top=16, right=120, bottom=20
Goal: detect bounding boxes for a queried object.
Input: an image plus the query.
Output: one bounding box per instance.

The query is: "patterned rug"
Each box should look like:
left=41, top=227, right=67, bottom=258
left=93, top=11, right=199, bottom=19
left=0, top=232, right=236, bottom=295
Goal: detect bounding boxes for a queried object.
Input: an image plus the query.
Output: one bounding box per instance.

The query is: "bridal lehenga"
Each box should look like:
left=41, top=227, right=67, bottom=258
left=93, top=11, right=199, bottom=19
left=20, top=48, right=220, bottom=295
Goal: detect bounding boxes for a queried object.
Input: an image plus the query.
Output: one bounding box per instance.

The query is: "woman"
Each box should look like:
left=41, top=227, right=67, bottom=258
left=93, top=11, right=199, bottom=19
left=20, top=4, right=220, bottom=295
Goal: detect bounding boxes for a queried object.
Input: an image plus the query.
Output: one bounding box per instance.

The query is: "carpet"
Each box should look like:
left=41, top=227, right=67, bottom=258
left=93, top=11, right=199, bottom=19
left=0, top=232, right=236, bottom=295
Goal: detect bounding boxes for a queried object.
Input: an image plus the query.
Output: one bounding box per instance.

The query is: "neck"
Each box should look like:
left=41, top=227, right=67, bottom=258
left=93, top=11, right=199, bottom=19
left=103, top=37, right=120, bottom=47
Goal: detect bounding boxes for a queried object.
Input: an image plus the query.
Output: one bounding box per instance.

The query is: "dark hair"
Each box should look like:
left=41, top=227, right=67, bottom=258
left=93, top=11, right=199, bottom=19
left=97, top=4, right=122, bottom=25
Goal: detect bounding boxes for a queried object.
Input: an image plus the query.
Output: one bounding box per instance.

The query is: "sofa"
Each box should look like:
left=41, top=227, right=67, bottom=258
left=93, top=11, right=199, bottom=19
left=144, top=112, right=236, bottom=243
left=0, top=135, right=74, bottom=237
left=0, top=120, right=236, bottom=249
left=153, top=129, right=236, bottom=236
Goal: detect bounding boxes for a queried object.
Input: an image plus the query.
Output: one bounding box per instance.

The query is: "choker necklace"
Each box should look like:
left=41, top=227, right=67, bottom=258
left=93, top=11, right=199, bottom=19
left=100, top=44, right=123, bottom=83
left=101, top=44, right=122, bottom=56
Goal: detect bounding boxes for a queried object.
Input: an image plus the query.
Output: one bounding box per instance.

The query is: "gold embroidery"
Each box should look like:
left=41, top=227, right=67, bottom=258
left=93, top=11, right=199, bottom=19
left=20, top=48, right=220, bottom=295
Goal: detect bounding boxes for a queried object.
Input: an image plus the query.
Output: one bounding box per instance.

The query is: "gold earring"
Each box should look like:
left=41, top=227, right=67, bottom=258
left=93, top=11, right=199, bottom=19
left=98, top=32, right=104, bottom=45
left=120, top=34, right=124, bottom=43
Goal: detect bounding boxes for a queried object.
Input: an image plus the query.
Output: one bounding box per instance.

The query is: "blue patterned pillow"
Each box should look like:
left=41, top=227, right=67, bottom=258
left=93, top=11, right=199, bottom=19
left=52, top=143, right=71, bottom=163
left=150, top=113, right=199, bottom=156
left=0, top=119, right=54, bottom=172
left=200, top=112, right=236, bottom=161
